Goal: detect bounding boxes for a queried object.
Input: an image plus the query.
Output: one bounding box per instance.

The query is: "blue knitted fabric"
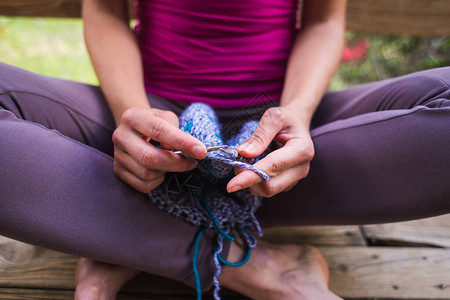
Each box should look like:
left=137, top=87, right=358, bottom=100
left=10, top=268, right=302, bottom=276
left=149, top=103, right=270, bottom=299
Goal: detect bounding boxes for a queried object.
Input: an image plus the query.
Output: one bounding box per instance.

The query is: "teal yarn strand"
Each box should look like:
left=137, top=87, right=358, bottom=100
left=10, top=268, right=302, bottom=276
left=201, top=197, right=252, bottom=266
left=216, top=245, right=251, bottom=267
left=193, top=198, right=253, bottom=299
left=216, top=226, right=251, bottom=267
left=193, top=226, right=208, bottom=300
left=201, top=198, right=252, bottom=266
left=201, top=197, right=235, bottom=242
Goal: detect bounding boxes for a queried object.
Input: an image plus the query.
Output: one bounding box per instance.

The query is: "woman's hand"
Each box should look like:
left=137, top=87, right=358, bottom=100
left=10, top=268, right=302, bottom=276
left=226, top=106, right=314, bottom=198
left=112, top=107, right=207, bottom=193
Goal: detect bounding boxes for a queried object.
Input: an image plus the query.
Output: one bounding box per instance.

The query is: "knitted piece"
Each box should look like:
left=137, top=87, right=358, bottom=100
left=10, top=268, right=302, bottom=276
left=149, top=103, right=270, bottom=299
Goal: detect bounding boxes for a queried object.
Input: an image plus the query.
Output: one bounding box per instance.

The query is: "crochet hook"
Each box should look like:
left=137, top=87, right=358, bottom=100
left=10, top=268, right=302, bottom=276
left=173, top=145, right=228, bottom=155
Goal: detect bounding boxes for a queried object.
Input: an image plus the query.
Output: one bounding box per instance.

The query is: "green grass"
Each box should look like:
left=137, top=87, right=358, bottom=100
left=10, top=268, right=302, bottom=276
left=0, top=17, right=98, bottom=85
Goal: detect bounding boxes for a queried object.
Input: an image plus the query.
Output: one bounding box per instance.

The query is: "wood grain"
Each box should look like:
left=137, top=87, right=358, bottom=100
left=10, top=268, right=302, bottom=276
left=0, top=237, right=77, bottom=289
left=0, top=0, right=449, bottom=36
left=263, top=226, right=366, bottom=246
left=323, top=246, right=450, bottom=299
left=0, top=287, right=243, bottom=300
left=2, top=237, right=450, bottom=298
left=0, top=224, right=365, bottom=291
left=363, top=214, right=450, bottom=247
left=346, top=0, right=450, bottom=36
left=0, top=288, right=74, bottom=300
left=0, top=0, right=81, bottom=18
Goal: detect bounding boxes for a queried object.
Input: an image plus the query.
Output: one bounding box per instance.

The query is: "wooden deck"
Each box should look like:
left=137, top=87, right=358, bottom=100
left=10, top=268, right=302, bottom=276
left=1, top=214, right=450, bottom=299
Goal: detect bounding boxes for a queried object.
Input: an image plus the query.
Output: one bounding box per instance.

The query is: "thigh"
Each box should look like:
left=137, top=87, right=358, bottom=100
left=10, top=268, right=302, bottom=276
left=0, top=63, right=116, bottom=155
left=256, top=67, right=450, bottom=227
left=311, top=67, right=450, bottom=129
left=0, top=63, right=220, bottom=289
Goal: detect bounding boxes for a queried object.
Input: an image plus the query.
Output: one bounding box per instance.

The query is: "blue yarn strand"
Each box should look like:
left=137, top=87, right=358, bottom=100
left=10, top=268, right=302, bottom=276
left=193, top=226, right=208, bottom=300
left=202, top=198, right=252, bottom=268
left=201, top=198, right=235, bottom=241
left=216, top=244, right=251, bottom=267
left=215, top=226, right=252, bottom=267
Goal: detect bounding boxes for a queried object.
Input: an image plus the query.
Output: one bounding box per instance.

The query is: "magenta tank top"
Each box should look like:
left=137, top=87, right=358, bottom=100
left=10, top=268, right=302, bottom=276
left=135, top=0, right=300, bottom=107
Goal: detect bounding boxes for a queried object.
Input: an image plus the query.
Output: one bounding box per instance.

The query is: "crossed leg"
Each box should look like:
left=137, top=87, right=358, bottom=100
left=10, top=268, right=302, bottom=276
left=259, top=67, right=450, bottom=227
left=0, top=63, right=340, bottom=300
left=0, top=63, right=219, bottom=291
left=74, top=67, right=450, bottom=299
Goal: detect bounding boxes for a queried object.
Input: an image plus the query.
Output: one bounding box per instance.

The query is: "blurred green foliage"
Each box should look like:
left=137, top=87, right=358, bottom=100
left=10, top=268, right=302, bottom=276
left=331, top=33, right=450, bottom=90
left=0, top=17, right=98, bottom=85
left=1, top=17, right=449, bottom=90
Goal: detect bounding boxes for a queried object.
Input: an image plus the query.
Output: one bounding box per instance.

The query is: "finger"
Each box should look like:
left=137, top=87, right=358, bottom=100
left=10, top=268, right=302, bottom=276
left=115, top=148, right=166, bottom=181
left=227, top=140, right=309, bottom=192
left=160, top=142, right=172, bottom=150
left=153, top=110, right=178, bottom=150
left=233, top=166, right=246, bottom=176
left=252, top=142, right=303, bottom=177
left=237, top=107, right=284, bottom=158
left=122, top=109, right=207, bottom=159
left=114, top=132, right=198, bottom=172
left=227, top=169, right=261, bottom=193
left=139, top=109, right=178, bottom=150
left=156, top=109, right=179, bottom=128
left=115, top=167, right=165, bottom=194
left=248, top=163, right=308, bottom=198
left=283, top=182, right=297, bottom=192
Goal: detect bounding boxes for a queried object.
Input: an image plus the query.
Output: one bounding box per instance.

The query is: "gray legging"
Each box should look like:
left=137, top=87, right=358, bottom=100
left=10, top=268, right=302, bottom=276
left=1, top=62, right=449, bottom=290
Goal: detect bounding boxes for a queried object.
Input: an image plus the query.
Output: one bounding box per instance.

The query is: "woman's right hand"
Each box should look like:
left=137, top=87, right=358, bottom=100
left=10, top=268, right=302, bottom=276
left=112, top=107, right=207, bottom=193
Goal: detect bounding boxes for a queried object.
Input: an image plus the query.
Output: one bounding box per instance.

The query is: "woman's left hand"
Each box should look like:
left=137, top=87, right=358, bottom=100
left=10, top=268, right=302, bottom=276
left=226, top=106, right=315, bottom=198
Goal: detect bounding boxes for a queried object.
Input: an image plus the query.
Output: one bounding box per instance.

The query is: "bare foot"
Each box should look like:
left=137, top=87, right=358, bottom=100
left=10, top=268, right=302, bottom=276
left=219, top=240, right=342, bottom=300
left=74, top=258, right=141, bottom=300
left=74, top=242, right=341, bottom=300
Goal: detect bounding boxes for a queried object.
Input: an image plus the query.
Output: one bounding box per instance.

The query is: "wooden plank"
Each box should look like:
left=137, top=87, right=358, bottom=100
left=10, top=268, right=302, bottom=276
left=363, top=214, right=450, bottom=248
left=0, top=0, right=81, bottom=18
left=0, top=237, right=243, bottom=297
left=0, top=287, right=238, bottom=300
left=346, top=0, right=450, bottom=36
left=0, top=288, right=74, bottom=300
left=0, top=0, right=135, bottom=18
left=262, top=226, right=366, bottom=246
left=0, top=225, right=367, bottom=292
left=323, top=246, right=450, bottom=299
left=1, top=0, right=450, bottom=36
left=3, top=237, right=450, bottom=298
left=0, top=237, right=77, bottom=289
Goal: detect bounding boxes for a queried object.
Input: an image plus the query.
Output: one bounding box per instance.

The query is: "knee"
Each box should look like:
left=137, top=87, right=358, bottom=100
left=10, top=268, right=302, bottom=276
left=0, top=63, right=38, bottom=117
left=381, top=67, right=450, bottom=108
left=403, top=67, right=450, bottom=98
left=416, top=66, right=450, bottom=88
left=0, top=63, right=29, bottom=94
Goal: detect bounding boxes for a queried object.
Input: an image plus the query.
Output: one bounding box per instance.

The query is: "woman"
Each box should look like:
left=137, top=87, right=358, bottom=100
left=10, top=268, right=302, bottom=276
left=0, top=0, right=449, bottom=298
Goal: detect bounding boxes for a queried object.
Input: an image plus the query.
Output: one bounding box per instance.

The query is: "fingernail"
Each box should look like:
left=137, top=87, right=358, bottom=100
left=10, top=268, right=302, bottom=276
left=239, top=143, right=253, bottom=152
left=190, top=161, right=198, bottom=169
left=228, top=185, right=242, bottom=193
left=193, top=145, right=206, bottom=157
